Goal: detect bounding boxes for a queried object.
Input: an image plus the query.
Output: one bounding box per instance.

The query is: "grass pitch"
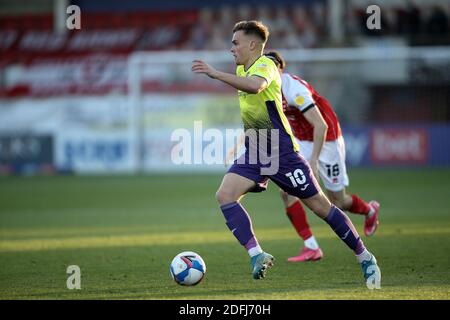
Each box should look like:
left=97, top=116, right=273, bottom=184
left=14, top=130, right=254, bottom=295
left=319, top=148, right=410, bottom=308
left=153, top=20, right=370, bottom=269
left=0, top=168, right=449, bottom=299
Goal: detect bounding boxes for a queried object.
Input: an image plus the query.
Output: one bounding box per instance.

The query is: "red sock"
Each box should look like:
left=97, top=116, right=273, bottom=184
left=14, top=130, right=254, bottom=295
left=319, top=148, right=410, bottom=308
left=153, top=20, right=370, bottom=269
left=349, top=194, right=371, bottom=215
left=286, top=200, right=312, bottom=240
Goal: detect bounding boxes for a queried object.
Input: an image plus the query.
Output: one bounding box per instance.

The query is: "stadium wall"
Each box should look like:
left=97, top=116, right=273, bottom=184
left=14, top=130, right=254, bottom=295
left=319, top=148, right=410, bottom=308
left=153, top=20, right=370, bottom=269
left=343, top=124, right=450, bottom=167
left=0, top=94, right=449, bottom=175
left=1, top=46, right=449, bottom=175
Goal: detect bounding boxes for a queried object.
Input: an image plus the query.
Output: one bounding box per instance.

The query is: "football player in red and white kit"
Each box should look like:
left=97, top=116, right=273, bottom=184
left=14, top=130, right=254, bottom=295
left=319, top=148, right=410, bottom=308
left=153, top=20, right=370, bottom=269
left=264, top=51, right=380, bottom=262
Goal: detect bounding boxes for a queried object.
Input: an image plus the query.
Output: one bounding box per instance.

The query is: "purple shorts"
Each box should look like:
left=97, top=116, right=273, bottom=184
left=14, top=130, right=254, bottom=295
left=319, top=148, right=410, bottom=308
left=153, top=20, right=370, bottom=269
left=227, top=150, right=321, bottom=199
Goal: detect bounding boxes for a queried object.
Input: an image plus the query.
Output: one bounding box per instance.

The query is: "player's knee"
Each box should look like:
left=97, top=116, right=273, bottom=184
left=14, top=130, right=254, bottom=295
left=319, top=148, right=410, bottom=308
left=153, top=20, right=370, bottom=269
left=215, top=188, right=236, bottom=205
left=328, top=195, right=344, bottom=209
left=279, top=190, right=289, bottom=203
left=280, top=190, right=297, bottom=208
left=306, top=194, right=332, bottom=219
left=333, top=199, right=345, bottom=210
left=327, top=191, right=346, bottom=210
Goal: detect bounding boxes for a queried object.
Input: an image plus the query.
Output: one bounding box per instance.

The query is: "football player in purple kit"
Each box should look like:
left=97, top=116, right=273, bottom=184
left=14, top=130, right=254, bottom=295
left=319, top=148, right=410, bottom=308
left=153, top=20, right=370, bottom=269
left=191, top=20, right=381, bottom=289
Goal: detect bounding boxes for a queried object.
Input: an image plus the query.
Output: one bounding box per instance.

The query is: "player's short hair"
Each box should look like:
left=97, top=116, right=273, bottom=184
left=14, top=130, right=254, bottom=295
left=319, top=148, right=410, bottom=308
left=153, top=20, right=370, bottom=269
left=233, top=20, right=269, bottom=44
left=264, top=51, right=286, bottom=70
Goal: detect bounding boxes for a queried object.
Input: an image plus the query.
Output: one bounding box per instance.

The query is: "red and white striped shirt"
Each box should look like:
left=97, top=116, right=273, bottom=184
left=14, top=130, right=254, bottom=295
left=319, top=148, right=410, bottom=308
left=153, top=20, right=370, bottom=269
left=281, top=73, right=341, bottom=141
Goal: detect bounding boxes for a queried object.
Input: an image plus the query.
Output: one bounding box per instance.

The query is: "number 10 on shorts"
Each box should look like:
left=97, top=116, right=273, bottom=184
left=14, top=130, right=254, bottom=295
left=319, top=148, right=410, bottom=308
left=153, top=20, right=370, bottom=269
left=285, top=169, right=306, bottom=188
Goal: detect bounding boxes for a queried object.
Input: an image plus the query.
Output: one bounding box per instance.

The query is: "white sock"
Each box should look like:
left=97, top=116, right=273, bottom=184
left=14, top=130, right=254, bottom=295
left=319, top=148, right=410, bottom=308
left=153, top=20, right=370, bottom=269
left=304, top=235, right=319, bottom=250
left=248, top=245, right=263, bottom=257
left=356, top=249, right=372, bottom=263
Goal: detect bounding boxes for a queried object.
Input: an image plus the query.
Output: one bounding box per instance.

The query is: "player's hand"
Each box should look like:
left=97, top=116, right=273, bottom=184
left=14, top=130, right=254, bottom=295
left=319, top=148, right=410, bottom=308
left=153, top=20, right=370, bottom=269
left=191, top=60, right=218, bottom=79
left=224, top=147, right=235, bottom=168
left=224, top=134, right=245, bottom=168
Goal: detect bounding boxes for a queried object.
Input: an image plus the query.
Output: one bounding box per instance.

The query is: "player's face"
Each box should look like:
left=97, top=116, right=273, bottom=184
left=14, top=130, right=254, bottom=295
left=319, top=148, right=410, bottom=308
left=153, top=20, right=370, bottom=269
left=230, top=31, right=251, bottom=65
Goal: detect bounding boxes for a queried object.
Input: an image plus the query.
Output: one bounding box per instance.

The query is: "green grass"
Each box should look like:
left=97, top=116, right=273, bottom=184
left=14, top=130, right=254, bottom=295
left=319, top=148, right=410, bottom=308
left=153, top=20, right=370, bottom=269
left=0, top=168, right=449, bottom=299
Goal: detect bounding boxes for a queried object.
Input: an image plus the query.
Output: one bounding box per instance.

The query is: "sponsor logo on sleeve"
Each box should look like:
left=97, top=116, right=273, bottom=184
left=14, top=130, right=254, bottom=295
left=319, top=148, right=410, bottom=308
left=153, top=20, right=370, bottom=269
left=294, top=95, right=305, bottom=106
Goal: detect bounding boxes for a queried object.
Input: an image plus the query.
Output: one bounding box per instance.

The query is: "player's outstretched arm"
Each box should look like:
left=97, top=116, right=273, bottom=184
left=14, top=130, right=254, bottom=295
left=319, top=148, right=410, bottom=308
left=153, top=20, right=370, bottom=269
left=191, top=60, right=267, bottom=94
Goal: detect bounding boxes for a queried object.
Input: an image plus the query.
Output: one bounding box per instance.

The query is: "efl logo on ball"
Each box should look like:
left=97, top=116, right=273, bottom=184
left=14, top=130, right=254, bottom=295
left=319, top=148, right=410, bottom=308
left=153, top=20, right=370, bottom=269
left=170, top=251, right=206, bottom=286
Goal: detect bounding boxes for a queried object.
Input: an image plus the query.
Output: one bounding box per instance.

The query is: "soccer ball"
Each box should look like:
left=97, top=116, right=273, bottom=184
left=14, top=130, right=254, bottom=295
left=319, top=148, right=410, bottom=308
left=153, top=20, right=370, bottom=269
left=170, top=251, right=206, bottom=286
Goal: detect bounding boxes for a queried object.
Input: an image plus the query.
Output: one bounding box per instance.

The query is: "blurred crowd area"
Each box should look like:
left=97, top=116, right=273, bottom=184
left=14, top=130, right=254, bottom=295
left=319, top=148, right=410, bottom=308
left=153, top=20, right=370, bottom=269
left=0, top=0, right=449, bottom=121
left=1, top=1, right=450, bottom=175
left=351, top=2, right=450, bottom=46
left=175, top=2, right=450, bottom=49
left=182, top=4, right=326, bottom=50
left=0, top=0, right=449, bottom=56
